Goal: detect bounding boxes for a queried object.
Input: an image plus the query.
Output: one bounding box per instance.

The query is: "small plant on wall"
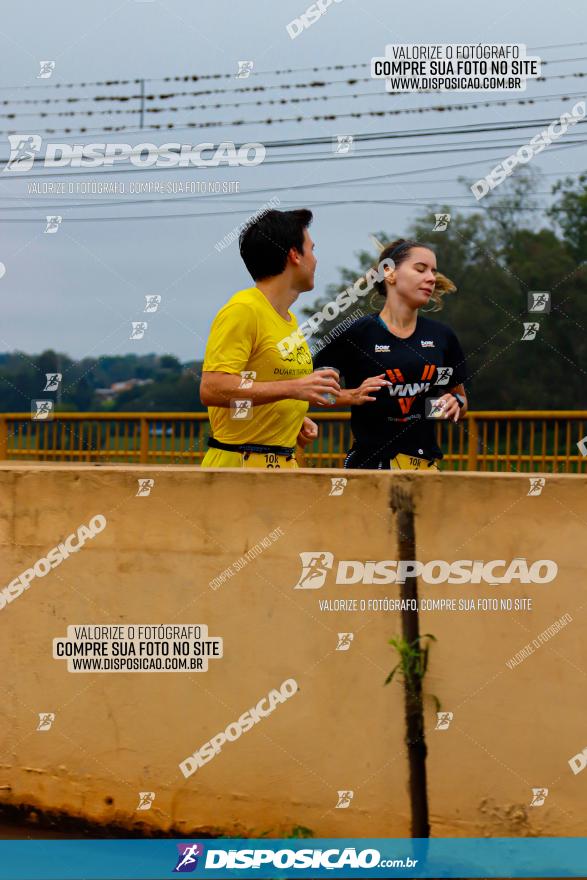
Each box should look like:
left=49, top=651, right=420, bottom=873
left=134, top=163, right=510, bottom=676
left=385, top=632, right=439, bottom=839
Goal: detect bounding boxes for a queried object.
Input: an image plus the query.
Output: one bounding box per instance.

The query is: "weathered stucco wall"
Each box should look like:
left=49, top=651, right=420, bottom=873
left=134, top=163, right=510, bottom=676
left=0, top=464, right=584, bottom=838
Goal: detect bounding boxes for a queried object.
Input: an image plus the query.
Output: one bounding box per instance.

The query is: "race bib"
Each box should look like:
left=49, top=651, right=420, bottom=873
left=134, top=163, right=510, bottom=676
left=242, top=451, right=297, bottom=469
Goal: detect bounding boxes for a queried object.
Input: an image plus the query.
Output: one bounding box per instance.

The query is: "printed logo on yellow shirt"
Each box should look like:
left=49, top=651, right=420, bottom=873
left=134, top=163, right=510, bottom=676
left=273, top=342, right=313, bottom=376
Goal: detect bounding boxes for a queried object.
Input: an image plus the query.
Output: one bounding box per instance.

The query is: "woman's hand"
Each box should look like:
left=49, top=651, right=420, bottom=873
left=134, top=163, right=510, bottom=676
left=349, top=373, right=390, bottom=405
left=430, top=393, right=461, bottom=422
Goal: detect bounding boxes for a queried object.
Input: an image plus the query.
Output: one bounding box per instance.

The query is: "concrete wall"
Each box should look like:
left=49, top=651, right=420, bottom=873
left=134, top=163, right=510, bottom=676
left=0, top=464, right=584, bottom=838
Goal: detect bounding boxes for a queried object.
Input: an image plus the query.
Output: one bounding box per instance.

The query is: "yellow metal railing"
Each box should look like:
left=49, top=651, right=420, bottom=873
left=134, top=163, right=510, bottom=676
left=1, top=411, right=587, bottom=472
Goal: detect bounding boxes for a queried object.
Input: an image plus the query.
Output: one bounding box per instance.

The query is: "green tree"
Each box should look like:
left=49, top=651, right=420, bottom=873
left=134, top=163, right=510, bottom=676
left=548, top=173, right=587, bottom=263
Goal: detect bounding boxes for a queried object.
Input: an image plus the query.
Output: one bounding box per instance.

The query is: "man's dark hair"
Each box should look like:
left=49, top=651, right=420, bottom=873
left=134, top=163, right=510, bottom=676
left=239, top=208, right=313, bottom=281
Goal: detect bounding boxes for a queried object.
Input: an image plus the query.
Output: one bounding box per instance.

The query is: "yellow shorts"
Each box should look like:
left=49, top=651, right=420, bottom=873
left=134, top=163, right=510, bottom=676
left=201, top=448, right=298, bottom=469
left=389, top=453, right=439, bottom=471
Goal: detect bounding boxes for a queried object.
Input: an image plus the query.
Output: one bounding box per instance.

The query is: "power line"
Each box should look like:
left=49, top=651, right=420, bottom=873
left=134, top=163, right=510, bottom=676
left=2, top=113, right=585, bottom=168
left=1, top=166, right=580, bottom=207
left=1, top=142, right=583, bottom=220
left=0, top=184, right=565, bottom=212
left=3, top=130, right=585, bottom=195
left=1, top=133, right=585, bottom=185
left=530, top=40, right=587, bottom=50
left=1, top=57, right=584, bottom=109
left=0, top=69, right=584, bottom=115
left=1, top=85, right=586, bottom=139
left=0, top=42, right=585, bottom=91
left=1, top=81, right=586, bottom=123
left=2, top=162, right=582, bottom=217
left=0, top=195, right=559, bottom=224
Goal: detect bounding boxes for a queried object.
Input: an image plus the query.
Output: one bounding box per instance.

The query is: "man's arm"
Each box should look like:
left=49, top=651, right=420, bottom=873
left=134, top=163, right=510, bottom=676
left=200, top=369, right=341, bottom=408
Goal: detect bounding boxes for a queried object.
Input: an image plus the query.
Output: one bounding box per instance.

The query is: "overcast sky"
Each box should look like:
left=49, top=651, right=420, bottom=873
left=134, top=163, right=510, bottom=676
left=0, top=0, right=585, bottom=365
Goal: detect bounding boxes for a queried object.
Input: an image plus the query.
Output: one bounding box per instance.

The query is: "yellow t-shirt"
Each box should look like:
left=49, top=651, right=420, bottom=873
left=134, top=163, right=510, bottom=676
left=202, top=287, right=313, bottom=447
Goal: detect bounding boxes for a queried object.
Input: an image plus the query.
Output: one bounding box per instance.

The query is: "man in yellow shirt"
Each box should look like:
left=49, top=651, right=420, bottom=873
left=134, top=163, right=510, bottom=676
left=200, top=208, right=340, bottom=468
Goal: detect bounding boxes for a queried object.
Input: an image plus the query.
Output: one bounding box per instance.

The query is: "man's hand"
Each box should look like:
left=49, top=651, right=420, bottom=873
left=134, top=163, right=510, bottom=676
left=289, top=369, right=341, bottom=406
left=297, top=417, right=318, bottom=448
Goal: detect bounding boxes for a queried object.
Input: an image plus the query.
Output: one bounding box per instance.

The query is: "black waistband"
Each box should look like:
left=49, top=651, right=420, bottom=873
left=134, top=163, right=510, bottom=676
left=208, top=437, right=296, bottom=456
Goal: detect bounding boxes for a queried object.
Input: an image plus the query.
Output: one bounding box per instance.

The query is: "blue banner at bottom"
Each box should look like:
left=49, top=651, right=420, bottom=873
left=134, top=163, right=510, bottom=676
left=0, top=837, right=584, bottom=879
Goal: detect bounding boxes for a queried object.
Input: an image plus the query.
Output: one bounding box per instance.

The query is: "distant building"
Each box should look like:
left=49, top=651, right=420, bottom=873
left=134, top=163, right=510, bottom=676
left=95, top=378, right=153, bottom=402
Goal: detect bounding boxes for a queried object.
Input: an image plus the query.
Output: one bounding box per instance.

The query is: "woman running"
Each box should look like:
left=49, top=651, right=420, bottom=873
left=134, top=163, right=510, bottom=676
left=313, top=238, right=468, bottom=470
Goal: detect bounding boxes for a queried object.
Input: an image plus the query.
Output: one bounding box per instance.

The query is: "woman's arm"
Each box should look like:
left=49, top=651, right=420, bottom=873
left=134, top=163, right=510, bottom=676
left=433, top=384, right=468, bottom=422
left=329, top=374, right=390, bottom=407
